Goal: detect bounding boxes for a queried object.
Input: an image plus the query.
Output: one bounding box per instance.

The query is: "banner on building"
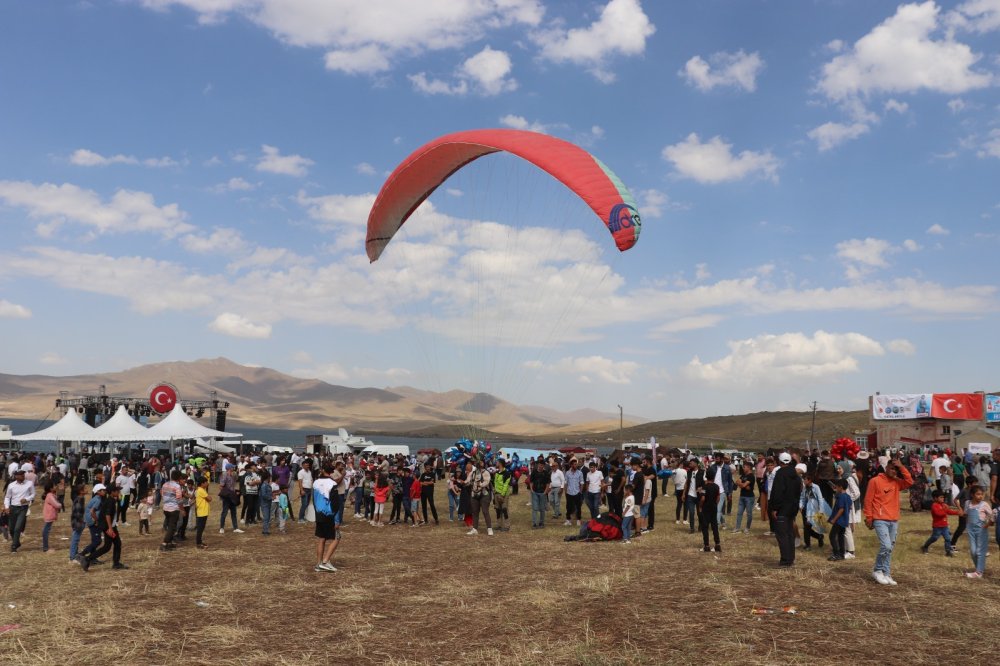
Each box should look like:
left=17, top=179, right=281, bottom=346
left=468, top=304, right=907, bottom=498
left=968, top=442, right=993, bottom=456
left=986, top=395, right=1000, bottom=423
left=931, top=393, right=984, bottom=420
left=872, top=394, right=932, bottom=420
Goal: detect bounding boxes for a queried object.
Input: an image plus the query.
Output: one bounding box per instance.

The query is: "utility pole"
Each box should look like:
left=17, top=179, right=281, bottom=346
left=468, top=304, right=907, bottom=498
left=618, top=404, right=623, bottom=449
left=809, top=401, right=818, bottom=453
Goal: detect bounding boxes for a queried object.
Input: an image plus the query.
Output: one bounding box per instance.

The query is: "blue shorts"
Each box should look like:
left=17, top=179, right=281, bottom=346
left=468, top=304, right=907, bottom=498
left=639, top=503, right=650, bottom=518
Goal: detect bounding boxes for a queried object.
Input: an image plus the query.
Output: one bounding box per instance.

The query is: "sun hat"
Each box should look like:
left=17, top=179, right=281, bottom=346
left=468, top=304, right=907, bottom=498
left=778, top=452, right=792, bottom=464
left=857, top=451, right=870, bottom=460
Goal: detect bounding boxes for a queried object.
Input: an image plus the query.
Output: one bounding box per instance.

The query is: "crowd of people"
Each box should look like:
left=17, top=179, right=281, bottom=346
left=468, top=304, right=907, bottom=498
left=2, top=444, right=998, bottom=582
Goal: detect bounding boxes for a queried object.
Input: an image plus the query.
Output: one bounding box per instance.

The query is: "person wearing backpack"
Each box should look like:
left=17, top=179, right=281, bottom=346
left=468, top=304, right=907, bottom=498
left=312, top=464, right=341, bottom=573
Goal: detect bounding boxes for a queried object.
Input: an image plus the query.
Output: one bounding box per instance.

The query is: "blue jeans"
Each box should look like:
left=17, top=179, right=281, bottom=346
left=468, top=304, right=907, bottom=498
left=42, top=521, right=54, bottom=551
left=621, top=515, right=633, bottom=540
left=69, top=528, right=83, bottom=560
left=530, top=491, right=548, bottom=526
left=81, top=525, right=102, bottom=559
left=353, top=487, right=364, bottom=515
left=261, top=501, right=272, bottom=534
left=298, top=490, right=312, bottom=521
left=585, top=492, right=601, bottom=519
left=873, top=519, right=899, bottom=577
left=924, top=526, right=953, bottom=553
left=716, top=494, right=726, bottom=525
left=735, top=496, right=754, bottom=530
left=448, top=491, right=458, bottom=520
left=969, top=525, right=988, bottom=574
left=549, top=488, right=562, bottom=517
left=335, top=494, right=345, bottom=526
left=685, top=496, right=698, bottom=531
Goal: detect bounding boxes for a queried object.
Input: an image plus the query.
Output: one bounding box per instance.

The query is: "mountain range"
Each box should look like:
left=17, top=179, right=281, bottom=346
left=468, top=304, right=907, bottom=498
left=0, top=357, right=643, bottom=435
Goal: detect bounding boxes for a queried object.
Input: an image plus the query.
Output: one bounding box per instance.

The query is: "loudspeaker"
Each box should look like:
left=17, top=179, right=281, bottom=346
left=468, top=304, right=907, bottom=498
left=215, top=409, right=227, bottom=432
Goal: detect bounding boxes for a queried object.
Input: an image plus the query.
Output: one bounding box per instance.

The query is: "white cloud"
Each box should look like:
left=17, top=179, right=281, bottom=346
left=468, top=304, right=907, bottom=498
left=256, top=145, right=314, bottom=177
left=948, top=98, right=967, bottom=113
left=410, top=46, right=517, bottom=96
left=0, top=300, right=31, bottom=319
left=498, top=114, right=552, bottom=133
left=180, top=227, right=248, bottom=254
left=141, top=0, right=544, bottom=74
left=209, top=312, right=272, bottom=339
left=884, top=98, right=909, bottom=113
left=949, top=0, right=1000, bottom=33
left=818, top=1, right=993, bottom=101
left=39, top=352, right=68, bottom=365
left=546, top=355, right=639, bottom=384
left=296, top=191, right=374, bottom=228
left=662, top=133, right=779, bottom=184
left=0, top=180, right=193, bottom=237
left=534, top=0, right=655, bottom=83
left=460, top=46, right=517, bottom=95
left=354, top=162, right=376, bottom=176
left=927, top=223, right=950, bottom=235
left=683, top=331, right=885, bottom=387
left=836, top=237, right=898, bottom=280
left=680, top=50, right=764, bottom=92
left=637, top=188, right=687, bottom=218
left=903, top=238, right=922, bottom=251
left=445, top=188, right=463, bottom=197
left=694, top=263, right=711, bottom=281
left=807, top=121, right=871, bottom=151
left=887, top=338, right=917, bottom=355
left=69, top=148, right=178, bottom=168
left=979, top=129, right=1000, bottom=159
left=652, top=314, right=723, bottom=334
left=210, top=177, right=256, bottom=193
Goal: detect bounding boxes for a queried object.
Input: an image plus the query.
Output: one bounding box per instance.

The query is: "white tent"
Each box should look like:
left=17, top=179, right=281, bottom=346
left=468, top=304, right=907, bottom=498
left=146, top=403, right=242, bottom=440
left=15, top=408, right=98, bottom=441
left=92, top=405, right=158, bottom=442
left=194, top=438, right=237, bottom=454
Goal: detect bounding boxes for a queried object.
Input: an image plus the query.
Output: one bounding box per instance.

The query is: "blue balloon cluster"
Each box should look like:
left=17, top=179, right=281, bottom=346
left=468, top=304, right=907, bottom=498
left=448, top=439, right=495, bottom=466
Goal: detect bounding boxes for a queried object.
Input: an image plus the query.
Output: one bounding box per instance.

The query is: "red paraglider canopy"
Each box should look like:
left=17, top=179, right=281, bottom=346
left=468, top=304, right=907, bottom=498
left=366, top=129, right=641, bottom=262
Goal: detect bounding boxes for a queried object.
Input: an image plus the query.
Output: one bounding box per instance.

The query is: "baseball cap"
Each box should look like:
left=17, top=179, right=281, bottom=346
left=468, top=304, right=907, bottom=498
left=93, top=484, right=107, bottom=493
left=795, top=463, right=807, bottom=474
left=778, top=452, right=792, bottom=464
left=19, top=463, right=33, bottom=472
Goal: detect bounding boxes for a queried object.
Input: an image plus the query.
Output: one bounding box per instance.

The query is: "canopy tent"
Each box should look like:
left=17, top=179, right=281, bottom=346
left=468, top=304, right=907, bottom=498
left=146, top=404, right=242, bottom=440
left=14, top=408, right=98, bottom=441
left=92, top=405, right=159, bottom=442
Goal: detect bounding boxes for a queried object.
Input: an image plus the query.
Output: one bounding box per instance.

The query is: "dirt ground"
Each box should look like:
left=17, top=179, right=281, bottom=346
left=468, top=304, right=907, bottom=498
left=3, top=485, right=1000, bottom=665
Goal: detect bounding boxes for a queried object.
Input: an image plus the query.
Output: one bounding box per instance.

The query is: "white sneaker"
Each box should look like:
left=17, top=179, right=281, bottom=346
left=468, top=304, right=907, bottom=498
left=873, top=571, right=889, bottom=585
left=884, top=576, right=898, bottom=586
left=487, top=528, right=494, bottom=536
left=233, top=528, right=244, bottom=534
left=466, top=529, right=478, bottom=535
left=219, top=528, right=225, bottom=534
left=675, top=520, right=681, bottom=524
left=240, top=519, right=245, bottom=525
left=121, top=522, right=129, bottom=527
left=731, top=528, right=741, bottom=533
left=319, top=562, right=337, bottom=572
left=369, top=520, right=376, bottom=526
left=844, top=552, right=856, bottom=559
left=794, top=538, right=802, bottom=548
left=743, top=529, right=751, bottom=534
left=563, top=520, right=571, bottom=526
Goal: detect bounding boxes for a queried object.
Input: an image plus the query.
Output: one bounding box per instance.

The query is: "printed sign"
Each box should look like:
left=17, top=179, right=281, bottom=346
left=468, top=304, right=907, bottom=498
left=986, top=395, right=1000, bottom=423
left=872, top=393, right=931, bottom=420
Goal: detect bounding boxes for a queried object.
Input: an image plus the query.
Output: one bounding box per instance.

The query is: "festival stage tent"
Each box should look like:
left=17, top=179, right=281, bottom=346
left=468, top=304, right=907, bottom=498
left=92, top=405, right=159, bottom=442
left=14, top=408, right=98, bottom=441
left=146, top=403, right=242, bottom=440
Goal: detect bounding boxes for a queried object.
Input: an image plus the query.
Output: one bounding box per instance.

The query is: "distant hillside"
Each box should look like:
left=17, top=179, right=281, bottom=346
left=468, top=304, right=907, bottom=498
left=0, top=358, right=637, bottom=435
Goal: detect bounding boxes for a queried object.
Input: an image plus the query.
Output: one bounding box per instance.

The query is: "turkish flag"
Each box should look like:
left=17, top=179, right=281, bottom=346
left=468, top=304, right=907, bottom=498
left=931, top=393, right=984, bottom=420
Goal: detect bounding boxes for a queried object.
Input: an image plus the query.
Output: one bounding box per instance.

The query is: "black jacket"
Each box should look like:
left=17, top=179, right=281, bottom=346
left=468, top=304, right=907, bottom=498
left=769, top=465, right=801, bottom=517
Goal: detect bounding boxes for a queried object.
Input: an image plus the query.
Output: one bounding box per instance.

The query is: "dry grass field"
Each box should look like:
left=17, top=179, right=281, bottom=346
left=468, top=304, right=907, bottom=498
left=3, top=484, right=1000, bottom=665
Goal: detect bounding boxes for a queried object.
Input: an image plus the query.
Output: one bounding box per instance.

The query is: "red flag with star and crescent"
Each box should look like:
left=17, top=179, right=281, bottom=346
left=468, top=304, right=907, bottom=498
left=931, top=393, right=984, bottom=420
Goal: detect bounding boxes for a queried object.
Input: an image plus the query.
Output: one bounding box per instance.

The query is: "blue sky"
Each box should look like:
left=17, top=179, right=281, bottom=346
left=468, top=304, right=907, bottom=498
left=1, top=0, right=998, bottom=420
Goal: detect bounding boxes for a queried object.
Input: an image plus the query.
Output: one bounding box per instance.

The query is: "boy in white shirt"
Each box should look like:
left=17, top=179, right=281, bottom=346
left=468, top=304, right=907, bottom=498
left=621, top=484, right=636, bottom=543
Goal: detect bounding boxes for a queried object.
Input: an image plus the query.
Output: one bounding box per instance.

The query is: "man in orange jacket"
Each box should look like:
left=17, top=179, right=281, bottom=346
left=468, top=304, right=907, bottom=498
left=863, top=457, right=913, bottom=586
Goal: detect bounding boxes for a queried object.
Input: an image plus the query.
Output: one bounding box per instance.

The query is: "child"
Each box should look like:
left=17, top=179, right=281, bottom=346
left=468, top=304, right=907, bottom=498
left=699, top=474, right=721, bottom=553
left=195, top=476, right=211, bottom=549
left=621, top=484, right=635, bottom=543
left=938, top=467, right=953, bottom=503
left=69, top=482, right=86, bottom=562
left=41, top=480, right=61, bottom=553
left=827, top=479, right=851, bottom=561
left=922, top=489, right=961, bottom=556
left=277, top=486, right=290, bottom=533
left=362, top=472, right=374, bottom=521
left=964, top=485, right=993, bottom=579
left=372, top=472, right=389, bottom=527
left=137, top=490, right=155, bottom=535
left=408, top=468, right=423, bottom=526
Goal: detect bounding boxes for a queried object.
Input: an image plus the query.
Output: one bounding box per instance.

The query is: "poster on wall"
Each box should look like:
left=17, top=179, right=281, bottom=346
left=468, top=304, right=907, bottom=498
left=986, top=395, right=1000, bottom=423
left=968, top=442, right=993, bottom=456
left=872, top=394, right=932, bottom=420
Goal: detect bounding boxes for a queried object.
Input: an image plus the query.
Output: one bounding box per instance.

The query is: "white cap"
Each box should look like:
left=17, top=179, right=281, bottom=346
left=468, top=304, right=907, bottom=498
left=93, top=484, right=107, bottom=493
left=778, top=452, right=792, bottom=464
left=19, top=463, right=33, bottom=472
left=795, top=463, right=807, bottom=474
